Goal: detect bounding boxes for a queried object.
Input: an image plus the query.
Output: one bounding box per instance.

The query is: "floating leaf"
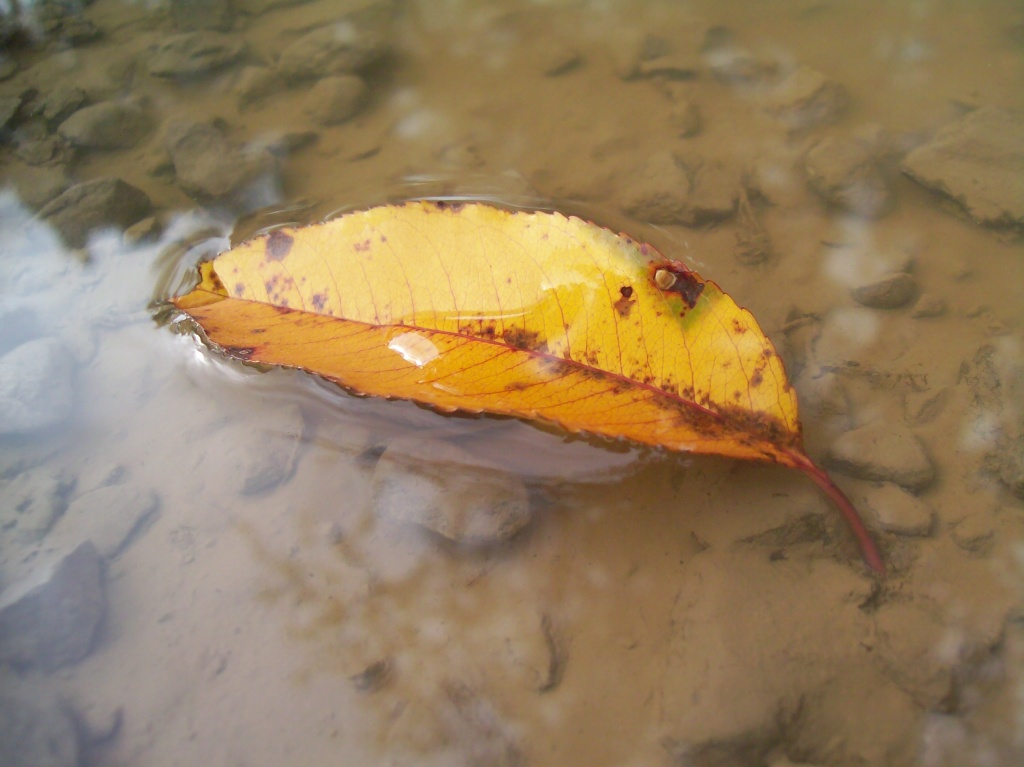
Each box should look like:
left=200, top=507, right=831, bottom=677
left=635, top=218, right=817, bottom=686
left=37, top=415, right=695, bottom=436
left=174, top=201, right=885, bottom=573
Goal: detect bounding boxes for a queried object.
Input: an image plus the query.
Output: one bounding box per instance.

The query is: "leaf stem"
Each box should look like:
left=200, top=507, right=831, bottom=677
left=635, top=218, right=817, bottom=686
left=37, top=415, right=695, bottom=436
left=787, top=451, right=886, bottom=575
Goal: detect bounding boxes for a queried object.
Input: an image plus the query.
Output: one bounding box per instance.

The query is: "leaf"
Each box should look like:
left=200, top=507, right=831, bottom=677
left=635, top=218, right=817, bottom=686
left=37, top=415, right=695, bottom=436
left=173, top=201, right=885, bottom=573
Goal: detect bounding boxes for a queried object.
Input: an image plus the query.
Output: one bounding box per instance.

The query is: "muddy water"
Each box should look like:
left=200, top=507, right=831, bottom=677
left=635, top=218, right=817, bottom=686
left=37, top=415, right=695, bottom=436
left=1, top=1, right=1023, bottom=766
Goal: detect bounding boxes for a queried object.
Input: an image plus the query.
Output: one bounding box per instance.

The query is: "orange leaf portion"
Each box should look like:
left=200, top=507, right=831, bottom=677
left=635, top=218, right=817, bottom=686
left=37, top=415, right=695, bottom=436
left=173, top=201, right=885, bottom=573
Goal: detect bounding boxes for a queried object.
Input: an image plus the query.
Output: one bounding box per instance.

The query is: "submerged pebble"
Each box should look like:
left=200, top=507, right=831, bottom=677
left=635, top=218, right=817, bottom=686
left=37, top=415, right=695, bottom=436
left=805, top=134, right=892, bottom=217
left=165, top=120, right=277, bottom=201
left=902, top=106, right=1024, bottom=228
left=38, top=177, right=151, bottom=247
left=850, top=272, right=917, bottom=309
left=303, top=75, right=367, bottom=126
left=859, top=482, right=934, bottom=536
left=372, top=437, right=532, bottom=545
left=47, top=485, right=160, bottom=559
left=0, top=338, right=75, bottom=435
left=0, top=542, right=105, bottom=670
left=826, top=421, right=935, bottom=491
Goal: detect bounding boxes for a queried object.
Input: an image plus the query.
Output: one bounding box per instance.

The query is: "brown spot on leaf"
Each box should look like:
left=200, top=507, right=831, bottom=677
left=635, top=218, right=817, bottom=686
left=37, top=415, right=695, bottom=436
left=750, top=370, right=764, bottom=387
left=502, top=326, right=541, bottom=351
left=312, top=293, right=326, bottom=312
left=354, top=239, right=371, bottom=252
left=233, top=282, right=245, bottom=297
left=266, top=230, right=294, bottom=261
left=614, top=285, right=635, bottom=318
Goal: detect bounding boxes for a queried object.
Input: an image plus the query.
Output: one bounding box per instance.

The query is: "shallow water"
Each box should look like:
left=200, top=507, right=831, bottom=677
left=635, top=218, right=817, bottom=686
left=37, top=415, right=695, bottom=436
left=1, top=1, right=1022, bottom=766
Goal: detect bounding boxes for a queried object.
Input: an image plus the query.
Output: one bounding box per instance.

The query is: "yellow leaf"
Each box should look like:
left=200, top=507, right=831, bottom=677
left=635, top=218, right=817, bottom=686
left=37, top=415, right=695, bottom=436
left=174, top=201, right=885, bottom=573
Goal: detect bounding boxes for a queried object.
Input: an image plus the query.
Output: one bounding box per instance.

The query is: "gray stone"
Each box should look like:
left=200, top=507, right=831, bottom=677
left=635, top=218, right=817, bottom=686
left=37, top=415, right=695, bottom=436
left=910, top=293, right=947, bottom=319
left=734, top=190, right=771, bottom=265
left=7, top=163, right=72, bottom=210
left=149, top=31, right=245, bottom=78
left=0, top=93, right=23, bottom=130
left=0, top=687, right=80, bottom=767
left=235, top=0, right=307, bottom=13
left=860, top=482, right=933, bottom=536
left=0, top=339, right=74, bottom=435
left=165, top=120, right=276, bottom=201
left=805, top=135, right=891, bottom=217
left=58, top=99, right=153, bottom=150
left=171, top=0, right=234, bottom=31
left=39, top=85, right=87, bottom=126
left=0, top=541, right=105, bottom=670
left=950, top=514, right=995, bottom=553
left=277, top=12, right=391, bottom=80
left=826, top=421, right=935, bottom=491
left=303, top=74, right=367, bottom=126
left=39, top=176, right=151, bottom=247
left=0, top=468, right=75, bottom=543
left=764, top=66, right=846, bottom=131
left=122, top=215, right=161, bottom=245
left=849, top=272, right=917, bottom=309
left=233, top=65, right=285, bottom=109
left=669, top=99, right=702, bottom=138
left=621, top=151, right=736, bottom=226
left=49, top=485, right=160, bottom=559
left=223, top=404, right=305, bottom=495
left=373, top=437, right=532, bottom=545
left=902, top=106, right=1024, bottom=228
left=872, top=604, right=958, bottom=709
left=13, top=120, right=75, bottom=166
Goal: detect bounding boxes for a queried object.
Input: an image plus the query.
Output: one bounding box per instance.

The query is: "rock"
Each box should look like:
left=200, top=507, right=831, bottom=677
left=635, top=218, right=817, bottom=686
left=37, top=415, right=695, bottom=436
left=950, top=513, right=995, bottom=553
left=233, top=65, right=285, bottom=109
left=13, top=120, right=75, bottom=166
left=859, top=482, right=934, bottom=536
left=39, top=176, right=151, bottom=247
left=372, top=437, right=532, bottom=545
left=263, top=130, right=318, bottom=157
left=148, top=31, right=245, bottom=78
left=0, top=542, right=105, bottom=670
left=38, top=85, right=86, bottom=126
left=910, top=293, right=947, bottom=319
left=826, top=421, right=935, bottom=491
left=668, top=99, right=702, bottom=138
left=539, top=46, right=581, bottom=77
left=122, top=215, right=161, bottom=245
left=235, top=0, right=307, bottom=13
left=49, top=485, right=160, bottom=559
left=0, top=93, right=23, bottom=131
left=0, top=686, right=80, bottom=767
left=0, top=339, right=75, bottom=435
left=0, top=468, right=75, bottom=543
left=789, top=669, right=921, bottom=766
left=706, top=47, right=776, bottom=84
left=7, top=163, right=72, bottom=210
left=171, top=0, right=234, bottom=31
left=764, top=66, right=846, bottom=131
left=849, top=272, right=917, bottom=309
left=904, top=388, right=948, bottom=425
left=277, top=11, right=392, bottom=80
left=620, top=150, right=693, bottom=224
left=58, top=98, right=153, bottom=150
left=684, top=158, right=741, bottom=222
left=165, top=120, right=276, bottom=201
left=805, top=135, right=892, bottom=217
left=872, top=603, right=959, bottom=709
left=734, top=189, right=771, bottom=265
left=637, top=52, right=701, bottom=79
left=302, top=74, right=367, bottom=126
left=223, top=404, right=305, bottom=495
left=902, top=106, right=1024, bottom=228
left=621, top=152, right=738, bottom=226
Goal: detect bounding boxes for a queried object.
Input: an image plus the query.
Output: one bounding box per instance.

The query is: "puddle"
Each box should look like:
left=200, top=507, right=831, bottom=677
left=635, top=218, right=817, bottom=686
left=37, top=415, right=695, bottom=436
left=1, top=1, right=1022, bottom=766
